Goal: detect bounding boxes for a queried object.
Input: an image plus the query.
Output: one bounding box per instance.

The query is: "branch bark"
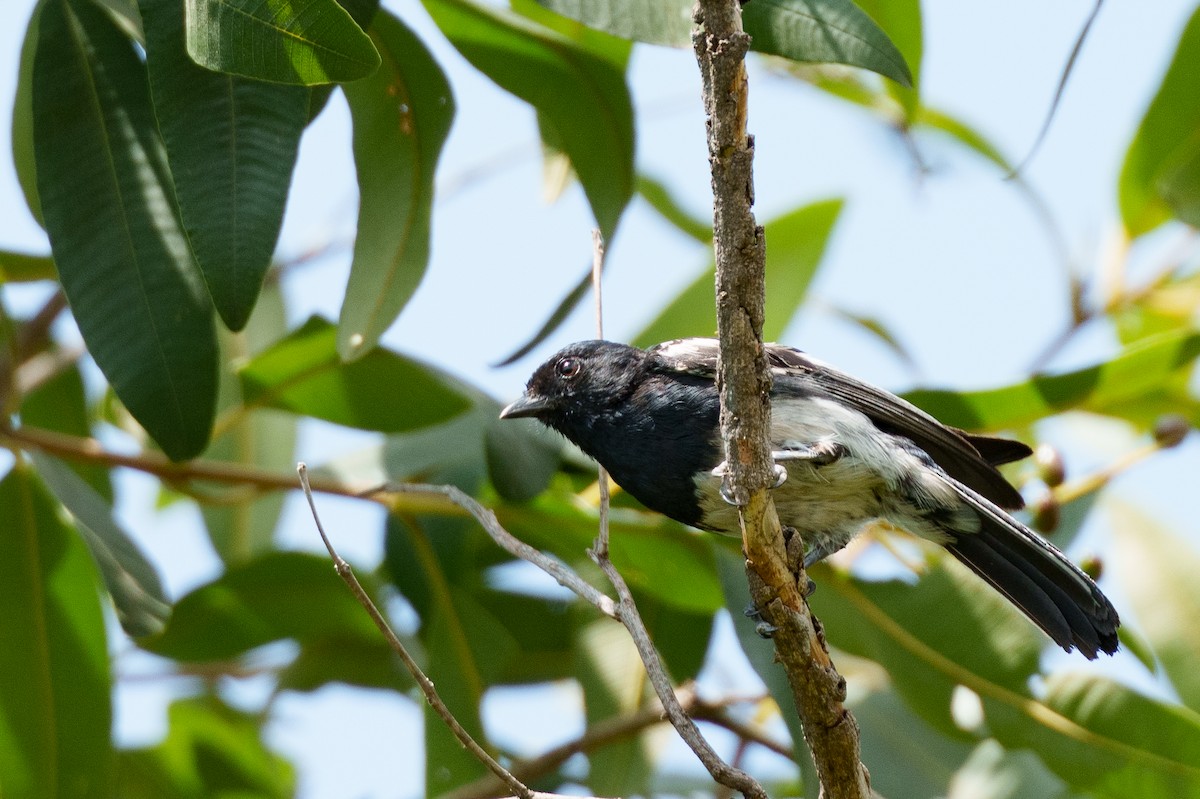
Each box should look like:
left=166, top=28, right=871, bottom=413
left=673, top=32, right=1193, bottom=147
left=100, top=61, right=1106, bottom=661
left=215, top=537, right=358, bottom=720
left=692, top=2, right=871, bottom=797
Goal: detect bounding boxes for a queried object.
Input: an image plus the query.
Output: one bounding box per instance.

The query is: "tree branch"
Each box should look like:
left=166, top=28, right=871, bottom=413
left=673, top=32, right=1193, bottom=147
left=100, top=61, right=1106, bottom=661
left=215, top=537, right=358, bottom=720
left=692, top=2, right=870, bottom=797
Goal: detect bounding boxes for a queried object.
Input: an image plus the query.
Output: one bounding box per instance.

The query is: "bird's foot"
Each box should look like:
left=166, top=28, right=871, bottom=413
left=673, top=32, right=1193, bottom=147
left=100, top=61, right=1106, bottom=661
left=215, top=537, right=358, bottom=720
left=743, top=603, right=778, bottom=638
left=709, top=460, right=791, bottom=505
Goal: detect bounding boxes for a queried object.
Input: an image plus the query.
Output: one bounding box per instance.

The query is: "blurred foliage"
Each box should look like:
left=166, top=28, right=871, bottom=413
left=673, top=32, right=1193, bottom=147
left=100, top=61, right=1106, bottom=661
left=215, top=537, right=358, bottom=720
left=3, top=0, right=1200, bottom=797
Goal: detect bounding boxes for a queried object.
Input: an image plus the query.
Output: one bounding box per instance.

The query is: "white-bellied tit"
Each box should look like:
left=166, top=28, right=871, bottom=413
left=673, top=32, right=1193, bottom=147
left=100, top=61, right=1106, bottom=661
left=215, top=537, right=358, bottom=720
left=501, top=338, right=1120, bottom=659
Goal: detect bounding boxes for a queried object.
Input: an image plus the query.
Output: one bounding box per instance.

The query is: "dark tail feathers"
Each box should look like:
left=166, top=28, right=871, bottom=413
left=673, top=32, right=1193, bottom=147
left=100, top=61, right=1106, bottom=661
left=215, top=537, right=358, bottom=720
left=944, top=483, right=1120, bottom=659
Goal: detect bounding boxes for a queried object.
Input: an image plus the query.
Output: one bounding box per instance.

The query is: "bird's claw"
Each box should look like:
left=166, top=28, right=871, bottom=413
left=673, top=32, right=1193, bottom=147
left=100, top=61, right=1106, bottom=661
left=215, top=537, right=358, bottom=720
left=744, top=604, right=778, bottom=638
left=710, top=460, right=788, bottom=505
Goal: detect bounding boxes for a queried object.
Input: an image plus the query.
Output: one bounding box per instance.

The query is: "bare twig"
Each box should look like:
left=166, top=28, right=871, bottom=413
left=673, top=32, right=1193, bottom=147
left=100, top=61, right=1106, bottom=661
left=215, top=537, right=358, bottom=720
left=585, top=228, right=766, bottom=798
left=694, top=1, right=870, bottom=797
left=444, top=687, right=791, bottom=799
left=298, top=464, right=553, bottom=799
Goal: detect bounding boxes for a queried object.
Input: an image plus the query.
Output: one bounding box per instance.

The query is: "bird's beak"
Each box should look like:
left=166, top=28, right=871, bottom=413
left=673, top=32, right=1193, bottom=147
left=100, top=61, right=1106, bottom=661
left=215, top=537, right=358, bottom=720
left=499, top=392, right=553, bottom=420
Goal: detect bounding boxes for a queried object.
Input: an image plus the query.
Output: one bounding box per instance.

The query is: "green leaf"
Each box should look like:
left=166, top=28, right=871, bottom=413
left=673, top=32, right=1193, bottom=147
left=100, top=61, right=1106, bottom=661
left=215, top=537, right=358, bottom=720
left=1156, top=133, right=1200, bottom=228
left=0, top=465, right=113, bottom=799
left=633, top=198, right=844, bottom=346
left=200, top=284, right=295, bottom=564
left=576, top=618, right=653, bottom=796
left=238, top=316, right=472, bottom=432
left=986, top=674, right=1200, bottom=796
left=532, top=0, right=692, bottom=47
left=1119, top=5, right=1200, bottom=236
left=814, top=559, right=1043, bottom=738
left=855, top=690, right=974, bottom=799
left=0, top=250, right=56, bottom=283
left=424, top=0, right=634, bottom=237
left=1109, top=501, right=1200, bottom=713
left=904, top=329, right=1200, bottom=431
left=33, top=0, right=218, bottom=460
left=742, top=0, right=912, bottom=87
left=13, top=4, right=42, bottom=226
left=535, top=0, right=911, bottom=86
left=947, top=739, right=1072, bottom=799
left=142, top=0, right=308, bottom=330
left=142, top=551, right=383, bottom=661
left=33, top=452, right=170, bottom=639
left=119, top=697, right=294, bottom=798
left=22, top=364, right=112, bottom=500
left=338, top=10, right=455, bottom=360
left=485, top=416, right=563, bottom=502
left=853, top=0, right=922, bottom=113
left=183, top=0, right=381, bottom=85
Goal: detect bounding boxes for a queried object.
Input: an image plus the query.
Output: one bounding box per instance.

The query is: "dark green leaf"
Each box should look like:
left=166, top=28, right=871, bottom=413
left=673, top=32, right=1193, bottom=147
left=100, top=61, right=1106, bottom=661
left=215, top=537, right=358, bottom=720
left=1110, top=502, right=1200, bottom=713
left=119, top=697, right=294, bottom=798
left=475, top=589, right=576, bottom=684
left=200, top=284, right=294, bottom=564
left=33, top=0, right=218, bottom=460
left=0, top=465, right=112, bottom=798
left=142, top=0, right=307, bottom=330
left=986, top=674, right=1200, bottom=796
left=184, top=0, right=381, bottom=85
left=503, top=499, right=724, bottom=613
left=33, top=452, right=170, bottom=639
left=633, top=198, right=844, bottom=346
left=279, top=635, right=415, bottom=693
left=714, top=544, right=817, bottom=786
left=485, top=416, right=563, bottom=501
left=535, top=0, right=912, bottom=86
left=338, top=10, right=455, bottom=360
left=1119, top=5, right=1200, bottom=236
left=904, top=330, right=1200, bottom=431
left=142, top=551, right=383, bottom=661
left=22, top=364, right=112, bottom=500
left=853, top=0, right=922, bottom=113
left=424, top=0, right=634, bottom=237
left=743, top=0, right=912, bottom=87
left=855, top=690, right=973, bottom=798
left=814, top=559, right=1043, bottom=738
left=238, top=316, right=472, bottom=432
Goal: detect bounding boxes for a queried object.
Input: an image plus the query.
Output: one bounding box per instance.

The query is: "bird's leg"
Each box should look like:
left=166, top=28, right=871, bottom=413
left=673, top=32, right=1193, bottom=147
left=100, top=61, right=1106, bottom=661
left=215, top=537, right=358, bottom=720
left=772, top=440, right=846, bottom=466
left=711, top=442, right=843, bottom=503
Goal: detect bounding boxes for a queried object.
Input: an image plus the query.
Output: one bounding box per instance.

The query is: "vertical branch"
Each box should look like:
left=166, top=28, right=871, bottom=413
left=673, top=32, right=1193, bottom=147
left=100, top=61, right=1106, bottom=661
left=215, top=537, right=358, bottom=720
left=692, top=2, right=871, bottom=797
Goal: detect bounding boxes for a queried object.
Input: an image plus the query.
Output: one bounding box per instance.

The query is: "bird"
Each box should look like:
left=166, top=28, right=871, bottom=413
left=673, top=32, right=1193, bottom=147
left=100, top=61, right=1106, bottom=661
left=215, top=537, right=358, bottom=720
left=499, top=337, right=1120, bottom=659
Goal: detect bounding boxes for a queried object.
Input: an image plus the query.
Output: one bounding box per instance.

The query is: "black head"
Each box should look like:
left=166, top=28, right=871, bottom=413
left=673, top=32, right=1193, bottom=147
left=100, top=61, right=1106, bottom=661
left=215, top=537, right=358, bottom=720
left=500, top=340, right=651, bottom=432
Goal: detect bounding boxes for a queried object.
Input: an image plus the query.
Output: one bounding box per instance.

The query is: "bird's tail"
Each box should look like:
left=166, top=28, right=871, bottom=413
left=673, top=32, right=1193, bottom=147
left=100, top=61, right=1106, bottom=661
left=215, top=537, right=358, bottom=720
left=942, top=483, right=1120, bottom=659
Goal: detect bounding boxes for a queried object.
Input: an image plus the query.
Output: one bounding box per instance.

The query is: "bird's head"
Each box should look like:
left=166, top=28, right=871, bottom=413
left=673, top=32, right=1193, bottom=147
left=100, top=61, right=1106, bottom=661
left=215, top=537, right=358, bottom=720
left=500, top=340, right=649, bottom=432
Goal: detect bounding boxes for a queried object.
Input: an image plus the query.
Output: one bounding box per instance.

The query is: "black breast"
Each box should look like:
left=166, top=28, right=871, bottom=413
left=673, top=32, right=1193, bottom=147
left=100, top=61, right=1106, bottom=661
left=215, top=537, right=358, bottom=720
left=561, top=374, right=721, bottom=526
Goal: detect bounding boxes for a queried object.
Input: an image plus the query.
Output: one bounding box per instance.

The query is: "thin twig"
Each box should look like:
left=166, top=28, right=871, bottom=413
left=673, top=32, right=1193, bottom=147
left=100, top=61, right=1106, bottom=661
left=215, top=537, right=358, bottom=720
left=443, top=688, right=790, bottom=799
left=370, top=481, right=617, bottom=618
left=298, top=464, right=551, bottom=799
left=1007, top=0, right=1105, bottom=179
left=585, top=228, right=765, bottom=797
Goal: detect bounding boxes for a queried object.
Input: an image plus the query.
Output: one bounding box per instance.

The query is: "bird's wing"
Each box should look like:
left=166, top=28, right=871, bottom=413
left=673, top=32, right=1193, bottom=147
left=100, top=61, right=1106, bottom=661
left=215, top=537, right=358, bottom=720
left=648, top=338, right=1028, bottom=509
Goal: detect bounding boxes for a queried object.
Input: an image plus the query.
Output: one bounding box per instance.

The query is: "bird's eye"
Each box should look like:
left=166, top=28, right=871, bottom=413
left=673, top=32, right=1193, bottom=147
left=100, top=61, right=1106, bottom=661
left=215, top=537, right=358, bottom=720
left=555, top=357, right=581, bottom=379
